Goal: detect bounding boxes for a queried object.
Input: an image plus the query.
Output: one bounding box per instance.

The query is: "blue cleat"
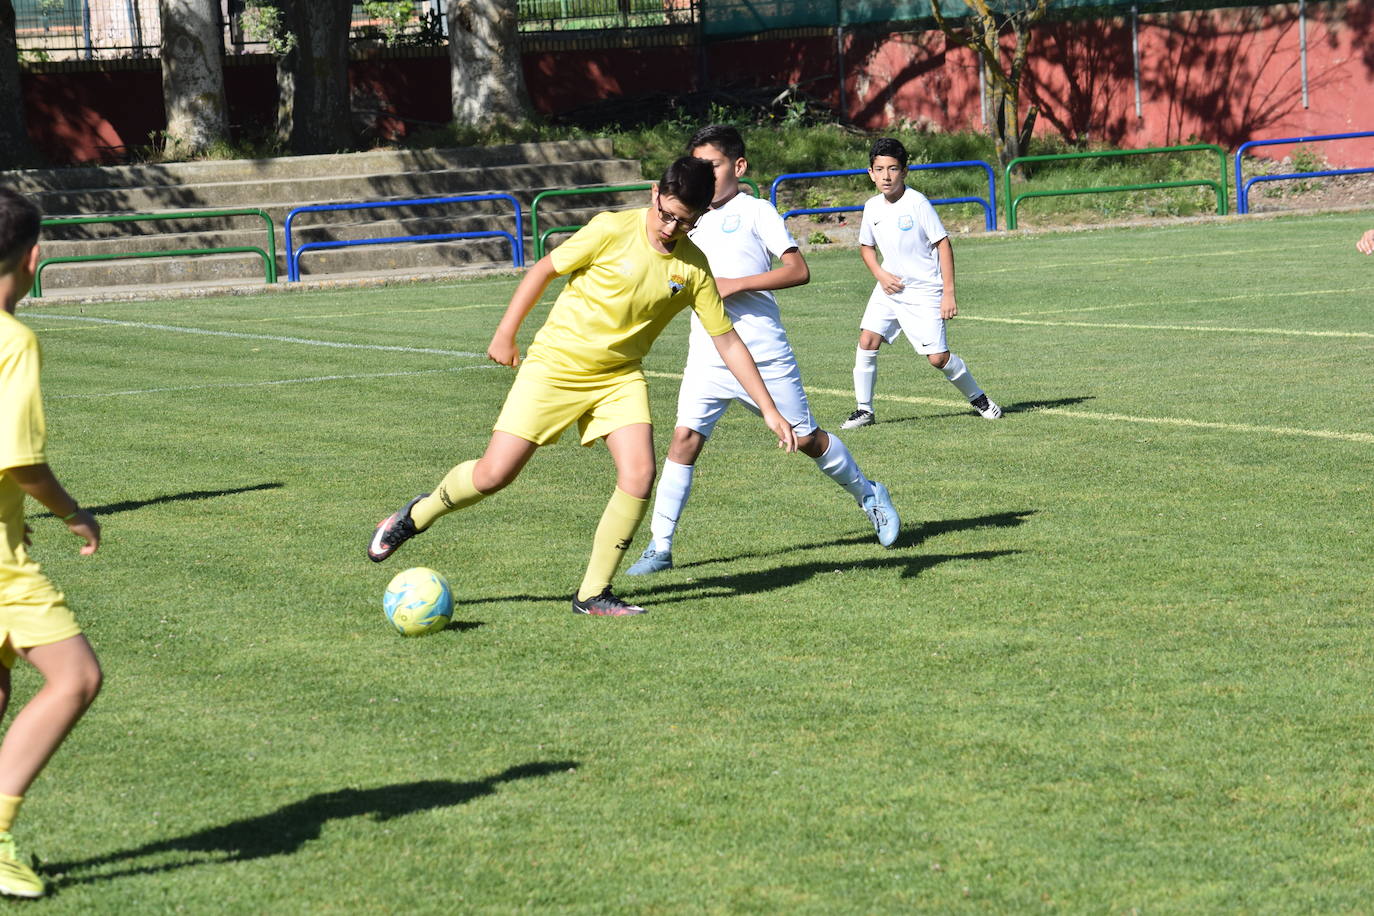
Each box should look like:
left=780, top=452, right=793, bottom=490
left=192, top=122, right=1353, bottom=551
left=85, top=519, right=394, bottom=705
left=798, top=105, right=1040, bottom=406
left=625, top=547, right=673, bottom=575
left=862, top=481, right=900, bottom=547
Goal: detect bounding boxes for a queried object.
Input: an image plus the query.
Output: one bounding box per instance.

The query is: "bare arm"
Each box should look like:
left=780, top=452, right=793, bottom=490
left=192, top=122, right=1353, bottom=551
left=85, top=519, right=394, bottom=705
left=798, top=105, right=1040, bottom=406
left=6, top=463, right=100, bottom=555
left=488, top=255, right=560, bottom=367
left=1359, top=229, right=1374, bottom=255
left=861, top=244, right=904, bottom=296
left=715, top=248, right=810, bottom=300
left=935, top=237, right=958, bottom=319
left=711, top=330, right=798, bottom=453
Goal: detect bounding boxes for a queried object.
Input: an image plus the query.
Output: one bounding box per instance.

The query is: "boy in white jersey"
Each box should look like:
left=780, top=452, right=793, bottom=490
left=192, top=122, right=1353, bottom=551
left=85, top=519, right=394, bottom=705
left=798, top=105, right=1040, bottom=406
left=368, top=158, right=797, bottom=616
left=626, top=125, right=899, bottom=576
left=841, top=137, right=1001, bottom=429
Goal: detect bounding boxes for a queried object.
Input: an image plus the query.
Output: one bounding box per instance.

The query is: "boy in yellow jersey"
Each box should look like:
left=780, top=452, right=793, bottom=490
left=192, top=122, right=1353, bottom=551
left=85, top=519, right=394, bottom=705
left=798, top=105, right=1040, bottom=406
left=369, top=158, right=797, bottom=615
left=0, top=188, right=104, bottom=898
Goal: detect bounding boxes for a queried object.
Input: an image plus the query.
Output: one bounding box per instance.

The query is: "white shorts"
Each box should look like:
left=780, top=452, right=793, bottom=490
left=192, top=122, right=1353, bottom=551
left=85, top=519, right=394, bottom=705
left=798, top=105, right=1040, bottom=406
left=675, top=356, right=818, bottom=438
left=860, top=289, right=947, bottom=355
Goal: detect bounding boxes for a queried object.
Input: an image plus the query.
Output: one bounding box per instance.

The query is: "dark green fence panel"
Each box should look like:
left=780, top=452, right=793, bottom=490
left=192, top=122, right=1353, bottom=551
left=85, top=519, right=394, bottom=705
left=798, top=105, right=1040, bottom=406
left=1003, top=145, right=1228, bottom=229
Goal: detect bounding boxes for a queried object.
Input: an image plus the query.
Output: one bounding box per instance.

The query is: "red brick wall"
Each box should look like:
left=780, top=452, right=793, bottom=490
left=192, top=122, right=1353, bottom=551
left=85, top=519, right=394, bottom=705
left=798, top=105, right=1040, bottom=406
left=17, top=1, right=1374, bottom=167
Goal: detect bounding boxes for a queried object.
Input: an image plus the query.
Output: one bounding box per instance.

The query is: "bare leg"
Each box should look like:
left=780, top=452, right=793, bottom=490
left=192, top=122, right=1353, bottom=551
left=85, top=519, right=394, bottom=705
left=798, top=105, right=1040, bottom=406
left=0, top=635, right=101, bottom=798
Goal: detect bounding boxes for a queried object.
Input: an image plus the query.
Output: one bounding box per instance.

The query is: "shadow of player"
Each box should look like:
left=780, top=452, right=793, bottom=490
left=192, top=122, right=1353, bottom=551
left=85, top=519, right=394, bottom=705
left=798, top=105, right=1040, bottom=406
left=44, top=760, right=577, bottom=888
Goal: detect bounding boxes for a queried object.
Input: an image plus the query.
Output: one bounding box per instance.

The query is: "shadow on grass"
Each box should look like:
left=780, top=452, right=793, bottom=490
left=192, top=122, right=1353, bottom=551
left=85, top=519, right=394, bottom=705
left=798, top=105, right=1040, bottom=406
left=469, top=510, right=1034, bottom=609
left=44, top=761, right=576, bottom=889
left=633, top=547, right=1021, bottom=606
left=844, top=395, right=1093, bottom=425
left=34, top=482, right=285, bottom=519
left=1000, top=396, right=1094, bottom=415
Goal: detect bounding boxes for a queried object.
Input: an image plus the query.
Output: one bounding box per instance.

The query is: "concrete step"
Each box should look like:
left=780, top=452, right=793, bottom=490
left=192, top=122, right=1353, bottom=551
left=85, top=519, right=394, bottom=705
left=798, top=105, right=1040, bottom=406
left=29, top=159, right=647, bottom=217
left=38, top=201, right=623, bottom=253
left=3, top=139, right=620, bottom=193
left=35, top=235, right=518, bottom=294
left=16, top=140, right=654, bottom=298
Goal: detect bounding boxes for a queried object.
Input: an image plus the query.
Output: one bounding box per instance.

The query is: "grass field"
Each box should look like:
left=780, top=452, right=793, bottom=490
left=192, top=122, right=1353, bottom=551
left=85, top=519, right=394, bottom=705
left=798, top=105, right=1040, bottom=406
left=11, top=210, right=1374, bottom=912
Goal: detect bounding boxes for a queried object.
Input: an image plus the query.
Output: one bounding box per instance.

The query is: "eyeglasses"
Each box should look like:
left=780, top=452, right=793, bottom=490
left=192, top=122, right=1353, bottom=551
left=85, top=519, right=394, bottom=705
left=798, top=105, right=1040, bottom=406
left=655, top=203, right=697, bottom=231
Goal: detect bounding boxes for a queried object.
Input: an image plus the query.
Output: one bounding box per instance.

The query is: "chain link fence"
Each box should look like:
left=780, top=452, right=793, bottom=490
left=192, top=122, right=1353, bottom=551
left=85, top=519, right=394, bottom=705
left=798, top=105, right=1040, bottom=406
left=13, top=0, right=702, bottom=61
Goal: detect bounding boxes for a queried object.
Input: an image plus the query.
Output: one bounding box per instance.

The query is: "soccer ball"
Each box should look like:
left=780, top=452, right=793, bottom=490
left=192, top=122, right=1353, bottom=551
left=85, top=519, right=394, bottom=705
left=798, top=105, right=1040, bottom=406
left=382, top=567, right=454, bottom=637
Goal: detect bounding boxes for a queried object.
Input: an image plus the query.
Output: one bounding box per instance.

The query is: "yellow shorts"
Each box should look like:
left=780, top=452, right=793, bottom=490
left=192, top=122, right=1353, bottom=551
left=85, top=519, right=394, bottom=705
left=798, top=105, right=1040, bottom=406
left=494, top=359, right=650, bottom=446
left=0, top=572, right=82, bottom=669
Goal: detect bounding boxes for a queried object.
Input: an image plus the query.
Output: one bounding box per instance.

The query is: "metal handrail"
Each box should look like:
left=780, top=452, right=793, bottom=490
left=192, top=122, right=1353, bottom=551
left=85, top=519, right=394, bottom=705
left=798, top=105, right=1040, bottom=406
left=1004, top=144, right=1228, bottom=229
left=768, top=162, right=998, bottom=231
left=1234, top=131, right=1374, bottom=214
left=34, top=208, right=277, bottom=297
left=284, top=194, right=524, bottom=281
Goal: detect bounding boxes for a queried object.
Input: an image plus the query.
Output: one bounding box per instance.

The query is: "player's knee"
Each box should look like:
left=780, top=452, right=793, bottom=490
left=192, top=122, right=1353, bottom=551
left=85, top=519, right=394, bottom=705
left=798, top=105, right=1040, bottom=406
left=858, top=331, right=883, bottom=350
left=928, top=351, right=950, bottom=369
left=473, top=462, right=519, bottom=494
left=797, top=430, right=826, bottom=458
left=667, top=427, right=705, bottom=464
left=55, top=660, right=102, bottom=709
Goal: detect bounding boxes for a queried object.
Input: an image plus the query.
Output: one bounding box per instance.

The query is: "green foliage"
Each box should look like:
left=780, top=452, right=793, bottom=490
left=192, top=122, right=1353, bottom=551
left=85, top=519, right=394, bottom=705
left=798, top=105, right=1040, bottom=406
left=239, top=0, right=297, bottom=57
left=13, top=212, right=1374, bottom=910
left=356, top=0, right=435, bottom=45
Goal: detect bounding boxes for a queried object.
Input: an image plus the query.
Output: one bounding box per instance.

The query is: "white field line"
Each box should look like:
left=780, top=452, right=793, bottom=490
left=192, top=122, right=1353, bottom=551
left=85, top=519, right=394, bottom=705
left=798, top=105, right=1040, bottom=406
left=959, top=314, right=1374, bottom=339
left=50, top=364, right=497, bottom=400
left=961, top=241, right=1334, bottom=275
left=29, top=314, right=485, bottom=357
left=173, top=302, right=506, bottom=325
left=1009, top=286, right=1374, bottom=317
left=645, top=372, right=1374, bottom=446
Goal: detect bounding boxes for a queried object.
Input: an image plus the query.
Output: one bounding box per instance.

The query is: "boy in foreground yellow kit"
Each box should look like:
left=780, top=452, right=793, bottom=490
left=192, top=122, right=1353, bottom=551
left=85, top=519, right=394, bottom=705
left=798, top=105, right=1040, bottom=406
left=369, top=158, right=796, bottom=615
left=0, top=188, right=103, bottom=898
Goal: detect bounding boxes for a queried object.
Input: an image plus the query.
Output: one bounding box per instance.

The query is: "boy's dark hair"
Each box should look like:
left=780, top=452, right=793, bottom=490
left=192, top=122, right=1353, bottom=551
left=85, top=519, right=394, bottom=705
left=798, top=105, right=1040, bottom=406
left=658, top=156, right=715, bottom=213
left=869, top=137, right=910, bottom=169
left=0, top=188, right=41, bottom=275
left=686, top=124, right=745, bottom=161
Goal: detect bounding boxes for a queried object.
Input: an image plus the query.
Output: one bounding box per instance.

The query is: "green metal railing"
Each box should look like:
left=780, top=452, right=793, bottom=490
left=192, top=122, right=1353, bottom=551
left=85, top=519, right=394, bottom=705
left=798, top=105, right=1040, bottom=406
left=529, top=178, right=761, bottom=260
left=33, top=208, right=277, bottom=298
left=1003, top=144, right=1228, bottom=230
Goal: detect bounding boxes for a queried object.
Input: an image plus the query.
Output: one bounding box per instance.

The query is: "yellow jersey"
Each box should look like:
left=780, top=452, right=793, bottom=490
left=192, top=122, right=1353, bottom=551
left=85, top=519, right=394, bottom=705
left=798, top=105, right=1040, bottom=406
left=0, top=311, right=48, bottom=598
left=534, top=208, right=732, bottom=378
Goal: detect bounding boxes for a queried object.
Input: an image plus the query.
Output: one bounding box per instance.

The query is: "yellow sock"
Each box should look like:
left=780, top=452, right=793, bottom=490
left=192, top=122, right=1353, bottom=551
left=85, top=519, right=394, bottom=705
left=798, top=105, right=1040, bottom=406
left=0, top=794, right=23, bottom=834
left=577, top=487, right=649, bottom=602
left=410, top=460, right=484, bottom=530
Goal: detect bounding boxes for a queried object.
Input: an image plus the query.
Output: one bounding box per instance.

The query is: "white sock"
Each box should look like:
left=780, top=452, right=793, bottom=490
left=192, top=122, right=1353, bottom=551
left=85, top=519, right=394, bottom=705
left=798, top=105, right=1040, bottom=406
left=813, top=434, right=873, bottom=505
left=648, top=459, right=694, bottom=552
left=939, top=352, right=983, bottom=400
left=853, top=347, right=879, bottom=412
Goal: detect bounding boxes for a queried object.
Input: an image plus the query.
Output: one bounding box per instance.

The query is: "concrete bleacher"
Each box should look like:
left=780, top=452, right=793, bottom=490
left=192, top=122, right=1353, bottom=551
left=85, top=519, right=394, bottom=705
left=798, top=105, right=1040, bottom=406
left=1, top=140, right=648, bottom=301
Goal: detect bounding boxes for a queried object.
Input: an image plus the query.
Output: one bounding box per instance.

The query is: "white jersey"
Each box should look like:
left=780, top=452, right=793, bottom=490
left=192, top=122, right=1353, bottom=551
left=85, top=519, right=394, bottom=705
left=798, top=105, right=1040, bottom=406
left=858, top=186, right=948, bottom=302
left=684, top=192, right=798, bottom=369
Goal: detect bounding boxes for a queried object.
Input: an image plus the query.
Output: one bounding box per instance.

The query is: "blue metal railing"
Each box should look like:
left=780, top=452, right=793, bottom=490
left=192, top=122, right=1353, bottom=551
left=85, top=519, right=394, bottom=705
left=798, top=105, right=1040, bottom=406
left=1234, top=131, right=1374, bottom=214
left=769, top=161, right=999, bottom=232
left=284, top=194, right=524, bottom=281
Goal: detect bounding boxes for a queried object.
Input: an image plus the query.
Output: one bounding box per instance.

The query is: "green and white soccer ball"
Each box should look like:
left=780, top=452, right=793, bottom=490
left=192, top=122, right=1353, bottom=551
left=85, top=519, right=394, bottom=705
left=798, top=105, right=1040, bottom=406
left=382, top=567, right=454, bottom=636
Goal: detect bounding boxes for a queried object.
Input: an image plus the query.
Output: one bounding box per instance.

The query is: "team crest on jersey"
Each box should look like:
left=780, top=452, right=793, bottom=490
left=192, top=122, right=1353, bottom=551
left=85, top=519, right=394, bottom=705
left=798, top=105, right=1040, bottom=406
left=721, top=214, right=742, bottom=233
left=897, top=215, right=915, bottom=231
left=668, top=272, right=686, bottom=295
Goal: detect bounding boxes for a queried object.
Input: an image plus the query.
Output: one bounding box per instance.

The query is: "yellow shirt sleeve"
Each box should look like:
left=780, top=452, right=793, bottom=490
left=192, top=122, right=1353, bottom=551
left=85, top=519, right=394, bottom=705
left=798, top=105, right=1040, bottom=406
left=0, top=315, right=46, bottom=472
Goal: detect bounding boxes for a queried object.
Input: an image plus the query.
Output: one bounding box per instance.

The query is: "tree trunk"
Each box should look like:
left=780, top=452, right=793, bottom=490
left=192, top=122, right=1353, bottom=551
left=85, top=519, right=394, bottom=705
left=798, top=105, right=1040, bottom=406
left=277, top=0, right=353, bottom=155
left=159, top=0, right=229, bottom=159
left=0, top=0, right=39, bottom=168
left=448, top=0, right=531, bottom=130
